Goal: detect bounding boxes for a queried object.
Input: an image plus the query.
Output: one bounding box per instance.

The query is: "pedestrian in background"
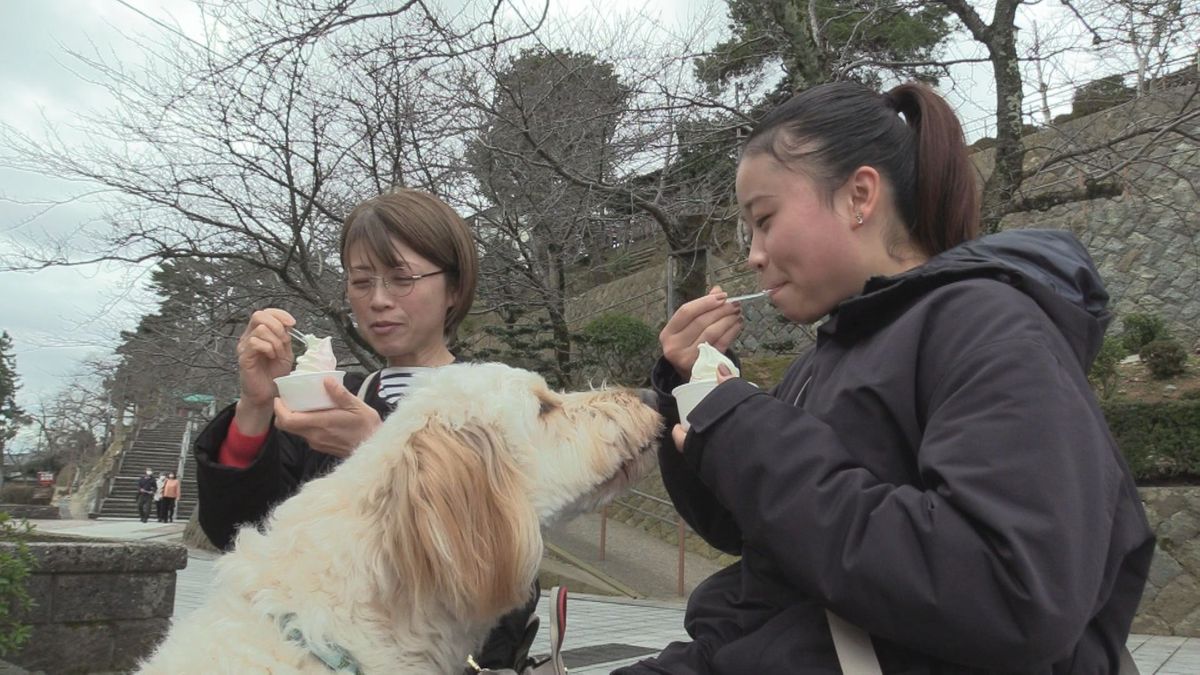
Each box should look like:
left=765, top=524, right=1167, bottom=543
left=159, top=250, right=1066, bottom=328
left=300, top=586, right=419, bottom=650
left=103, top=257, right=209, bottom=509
left=161, top=471, right=181, bottom=523
left=154, top=471, right=167, bottom=522
left=136, top=468, right=156, bottom=523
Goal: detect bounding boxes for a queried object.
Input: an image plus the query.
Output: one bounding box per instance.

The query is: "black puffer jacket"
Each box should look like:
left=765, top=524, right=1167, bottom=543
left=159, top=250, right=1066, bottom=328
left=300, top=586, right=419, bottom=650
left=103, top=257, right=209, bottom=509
left=621, top=230, right=1155, bottom=674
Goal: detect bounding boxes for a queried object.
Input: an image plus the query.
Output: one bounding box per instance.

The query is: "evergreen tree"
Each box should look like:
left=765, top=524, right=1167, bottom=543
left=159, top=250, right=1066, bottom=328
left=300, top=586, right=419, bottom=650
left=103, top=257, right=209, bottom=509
left=696, top=0, right=954, bottom=100
left=0, top=331, right=31, bottom=468
left=467, top=48, right=631, bottom=387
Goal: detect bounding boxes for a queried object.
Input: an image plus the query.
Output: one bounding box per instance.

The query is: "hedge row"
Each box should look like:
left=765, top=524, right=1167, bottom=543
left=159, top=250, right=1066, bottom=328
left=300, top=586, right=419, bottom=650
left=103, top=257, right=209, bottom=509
left=1103, top=400, right=1200, bottom=483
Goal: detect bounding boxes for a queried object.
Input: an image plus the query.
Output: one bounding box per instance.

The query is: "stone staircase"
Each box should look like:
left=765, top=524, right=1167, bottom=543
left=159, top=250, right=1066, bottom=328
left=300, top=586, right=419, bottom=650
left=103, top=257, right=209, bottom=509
left=99, top=416, right=199, bottom=521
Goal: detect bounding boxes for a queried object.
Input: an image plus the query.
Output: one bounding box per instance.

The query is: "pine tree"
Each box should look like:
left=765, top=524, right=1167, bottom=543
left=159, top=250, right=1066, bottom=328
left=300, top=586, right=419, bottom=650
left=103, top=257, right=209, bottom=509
left=0, top=331, right=31, bottom=476
left=695, top=0, right=954, bottom=99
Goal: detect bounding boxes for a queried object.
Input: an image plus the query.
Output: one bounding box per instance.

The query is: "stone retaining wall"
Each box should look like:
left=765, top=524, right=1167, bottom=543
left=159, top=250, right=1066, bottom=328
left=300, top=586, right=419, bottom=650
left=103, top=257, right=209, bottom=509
left=3, top=539, right=188, bottom=673
left=610, top=474, right=1200, bottom=637
left=981, top=87, right=1200, bottom=347
left=560, top=89, right=1200, bottom=354
left=1134, top=486, right=1200, bottom=636
left=0, top=505, right=59, bottom=520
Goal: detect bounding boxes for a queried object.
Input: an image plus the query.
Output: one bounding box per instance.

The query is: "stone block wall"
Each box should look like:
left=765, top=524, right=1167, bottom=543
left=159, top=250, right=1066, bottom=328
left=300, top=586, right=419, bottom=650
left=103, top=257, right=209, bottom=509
left=566, top=263, right=668, bottom=330
left=1135, top=487, right=1200, bottom=636
left=981, top=87, right=1200, bottom=348
left=559, top=88, right=1200, bottom=356
left=0, top=505, right=59, bottom=520
left=4, top=540, right=188, bottom=673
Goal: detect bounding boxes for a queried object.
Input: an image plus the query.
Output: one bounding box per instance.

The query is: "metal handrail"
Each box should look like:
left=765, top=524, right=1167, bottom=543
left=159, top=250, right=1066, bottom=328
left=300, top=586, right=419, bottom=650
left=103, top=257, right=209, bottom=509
left=626, top=488, right=675, bottom=509
left=599, top=488, right=692, bottom=596
left=91, top=424, right=129, bottom=517
left=177, top=416, right=195, bottom=479
left=611, top=499, right=672, bottom=522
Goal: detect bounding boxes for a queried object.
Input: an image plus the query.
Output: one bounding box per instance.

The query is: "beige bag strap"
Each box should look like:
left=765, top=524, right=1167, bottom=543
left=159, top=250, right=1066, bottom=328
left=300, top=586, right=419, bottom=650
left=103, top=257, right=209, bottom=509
left=825, top=609, right=1141, bottom=674
left=826, top=610, right=882, bottom=675
left=356, top=371, right=379, bottom=400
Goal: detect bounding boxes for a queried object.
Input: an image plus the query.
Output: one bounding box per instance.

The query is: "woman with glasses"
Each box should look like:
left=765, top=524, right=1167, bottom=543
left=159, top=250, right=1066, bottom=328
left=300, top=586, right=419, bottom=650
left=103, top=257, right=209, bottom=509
left=191, top=189, right=538, bottom=671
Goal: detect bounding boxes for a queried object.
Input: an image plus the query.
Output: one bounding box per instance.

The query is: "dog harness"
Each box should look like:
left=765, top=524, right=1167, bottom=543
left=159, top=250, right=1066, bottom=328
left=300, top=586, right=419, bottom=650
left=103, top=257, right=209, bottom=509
left=277, top=613, right=365, bottom=674
left=468, top=586, right=569, bottom=675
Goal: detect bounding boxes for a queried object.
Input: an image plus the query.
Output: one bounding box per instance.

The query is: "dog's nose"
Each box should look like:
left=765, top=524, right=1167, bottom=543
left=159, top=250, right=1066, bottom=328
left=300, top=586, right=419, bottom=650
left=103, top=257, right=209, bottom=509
left=636, top=388, right=658, bottom=408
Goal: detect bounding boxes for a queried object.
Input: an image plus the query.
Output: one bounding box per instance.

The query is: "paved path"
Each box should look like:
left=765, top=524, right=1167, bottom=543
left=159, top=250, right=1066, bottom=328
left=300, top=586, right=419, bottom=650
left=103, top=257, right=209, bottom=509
left=27, top=517, right=1200, bottom=674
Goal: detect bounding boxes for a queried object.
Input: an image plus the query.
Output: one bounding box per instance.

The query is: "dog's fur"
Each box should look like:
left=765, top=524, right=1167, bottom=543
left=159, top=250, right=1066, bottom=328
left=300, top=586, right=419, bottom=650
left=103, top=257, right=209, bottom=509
left=138, top=363, right=662, bottom=674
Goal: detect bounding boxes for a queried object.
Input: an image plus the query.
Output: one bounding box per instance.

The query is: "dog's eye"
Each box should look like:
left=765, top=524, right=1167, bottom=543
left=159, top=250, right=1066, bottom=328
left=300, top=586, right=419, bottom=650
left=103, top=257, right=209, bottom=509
left=538, top=397, right=560, bottom=417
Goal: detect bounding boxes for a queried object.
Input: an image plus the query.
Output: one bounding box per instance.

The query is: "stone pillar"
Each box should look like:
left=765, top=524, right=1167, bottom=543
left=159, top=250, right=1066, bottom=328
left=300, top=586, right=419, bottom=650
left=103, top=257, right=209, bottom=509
left=2, top=540, right=188, bottom=673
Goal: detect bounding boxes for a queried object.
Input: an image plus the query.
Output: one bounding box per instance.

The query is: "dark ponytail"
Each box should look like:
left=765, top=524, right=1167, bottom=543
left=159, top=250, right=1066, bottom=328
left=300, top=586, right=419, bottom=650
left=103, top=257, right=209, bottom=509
left=743, top=81, right=980, bottom=256
left=886, top=83, right=980, bottom=254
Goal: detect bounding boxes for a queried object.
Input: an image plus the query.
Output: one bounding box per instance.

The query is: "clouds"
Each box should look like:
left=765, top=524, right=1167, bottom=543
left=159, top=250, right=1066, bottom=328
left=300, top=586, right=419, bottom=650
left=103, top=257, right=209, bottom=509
left=0, top=0, right=1142, bottom=453
left=0, top=2, right=188, bottom=434
left=0, top=261, right=155, bottom=453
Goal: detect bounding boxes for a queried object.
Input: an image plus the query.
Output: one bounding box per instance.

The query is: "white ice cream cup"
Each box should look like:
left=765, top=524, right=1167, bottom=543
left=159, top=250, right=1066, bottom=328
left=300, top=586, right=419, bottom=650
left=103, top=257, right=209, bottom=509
left=671, top=379, right=719, bottom=431
left=273, top=371, right=346, bottom=412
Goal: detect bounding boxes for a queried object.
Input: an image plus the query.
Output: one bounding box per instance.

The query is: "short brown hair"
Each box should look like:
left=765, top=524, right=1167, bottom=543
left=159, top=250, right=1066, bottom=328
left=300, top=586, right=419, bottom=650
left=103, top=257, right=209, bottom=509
left=339, top=189, right=478, bottom=340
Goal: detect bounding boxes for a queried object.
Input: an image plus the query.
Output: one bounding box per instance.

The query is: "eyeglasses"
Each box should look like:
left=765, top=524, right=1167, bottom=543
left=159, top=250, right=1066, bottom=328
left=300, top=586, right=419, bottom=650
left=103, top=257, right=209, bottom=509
left=345, top=269, right=446, bottom=299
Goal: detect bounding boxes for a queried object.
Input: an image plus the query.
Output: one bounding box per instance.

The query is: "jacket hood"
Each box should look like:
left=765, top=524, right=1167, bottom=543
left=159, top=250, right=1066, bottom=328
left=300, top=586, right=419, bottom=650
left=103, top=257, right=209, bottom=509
left=829, top=229, right=1111, bottom=369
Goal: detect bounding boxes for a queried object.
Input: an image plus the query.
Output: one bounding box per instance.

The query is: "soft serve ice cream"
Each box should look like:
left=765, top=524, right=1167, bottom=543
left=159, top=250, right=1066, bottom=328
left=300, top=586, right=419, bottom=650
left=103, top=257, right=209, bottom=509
left=274, top=333, right=345, bottom=411
left=293, top=334, right=337, bottom=373
left=690, top=342, right=739, bottom=382
left=673, top=342, right=739, bottom=430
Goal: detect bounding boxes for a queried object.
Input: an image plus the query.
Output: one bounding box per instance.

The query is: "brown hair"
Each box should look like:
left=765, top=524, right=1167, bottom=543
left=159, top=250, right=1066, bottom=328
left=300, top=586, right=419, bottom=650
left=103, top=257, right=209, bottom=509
left=339, top=189, right=478, bottom=339
left=364, top=419, right=540, bottom=619
left=743, top=81, right=980, bottom=256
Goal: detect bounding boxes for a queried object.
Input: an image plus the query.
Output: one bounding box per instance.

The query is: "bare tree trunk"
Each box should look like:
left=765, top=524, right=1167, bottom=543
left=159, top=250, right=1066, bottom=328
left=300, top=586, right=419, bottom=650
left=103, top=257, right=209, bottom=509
left=941, top=0, right=1024, bottom=232
left=548, top=243, right=573, bottom=388
left=1031, top=26, right=1053, bottom=126
left=668, top=214, right=710, bottom=315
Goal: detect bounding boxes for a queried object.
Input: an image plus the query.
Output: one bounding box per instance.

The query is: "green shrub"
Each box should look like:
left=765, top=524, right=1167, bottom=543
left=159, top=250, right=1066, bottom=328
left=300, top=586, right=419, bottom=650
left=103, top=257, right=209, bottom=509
left=1089, top=336, right=1126, bottom=400
left=576, top=314, right=658, bottom=387
left=739, top=355, right=795, bottom=389
left=761, top=339, right=797, bottom=353
left=1121, top=313, right=1169, bottom=353
left=1071, top=74, right=1136, bottom=118
left=0, top=512, right=35, bottom=656
left=1103, top=401, right=1200, bottom=483
left=1141, top=339, right=1188, bottom=380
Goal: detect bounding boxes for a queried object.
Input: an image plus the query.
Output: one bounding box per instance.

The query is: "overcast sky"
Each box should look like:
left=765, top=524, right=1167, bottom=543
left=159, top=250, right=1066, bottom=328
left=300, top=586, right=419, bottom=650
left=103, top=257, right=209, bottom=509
left=0, top=0, right=732, bottom=452
left=0, top=0, right=1118, bottom=452
left=0, top=2, right=197, bottom=452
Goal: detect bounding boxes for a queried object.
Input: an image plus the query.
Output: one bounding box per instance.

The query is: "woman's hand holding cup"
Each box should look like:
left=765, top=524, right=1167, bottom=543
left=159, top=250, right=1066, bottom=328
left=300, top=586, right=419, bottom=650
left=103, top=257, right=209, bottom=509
left=274, top=378, right=383, bottom=458
left=671, top=363, right=736, bottom=452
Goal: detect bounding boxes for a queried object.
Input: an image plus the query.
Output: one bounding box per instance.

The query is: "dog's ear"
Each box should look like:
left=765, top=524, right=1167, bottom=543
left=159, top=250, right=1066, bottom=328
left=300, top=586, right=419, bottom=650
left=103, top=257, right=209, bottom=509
left=366, top=419, right=541, bottom=620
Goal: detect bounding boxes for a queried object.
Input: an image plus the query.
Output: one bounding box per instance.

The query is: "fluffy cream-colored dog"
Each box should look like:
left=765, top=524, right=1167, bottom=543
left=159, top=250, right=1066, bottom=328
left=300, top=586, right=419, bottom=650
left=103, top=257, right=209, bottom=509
left=138, top=363, right=662, bottom=674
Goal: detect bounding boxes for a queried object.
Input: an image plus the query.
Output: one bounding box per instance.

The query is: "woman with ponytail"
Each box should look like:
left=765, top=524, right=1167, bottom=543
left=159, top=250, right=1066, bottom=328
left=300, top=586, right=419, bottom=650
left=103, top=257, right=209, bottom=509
left=623, top=82, right=1153, bottom=674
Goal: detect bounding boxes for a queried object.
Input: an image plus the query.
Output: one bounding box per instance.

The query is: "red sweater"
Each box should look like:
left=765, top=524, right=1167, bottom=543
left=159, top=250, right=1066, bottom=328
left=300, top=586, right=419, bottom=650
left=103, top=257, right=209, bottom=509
left=217, top=419, right=268, bottom=469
